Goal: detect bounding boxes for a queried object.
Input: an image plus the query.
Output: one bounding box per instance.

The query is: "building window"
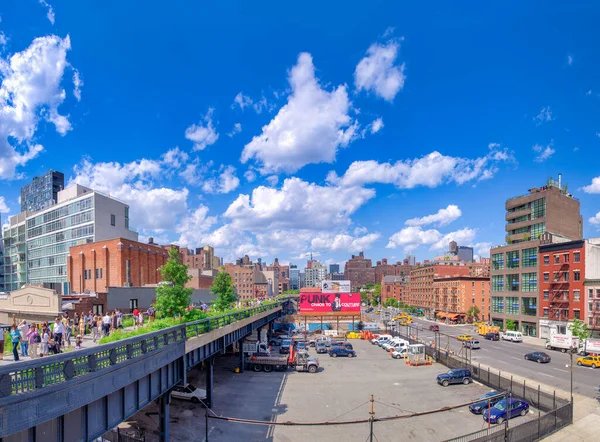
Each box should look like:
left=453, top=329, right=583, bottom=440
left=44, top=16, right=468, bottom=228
left=543, top=255, right=550, bottom=265
left=125, top=207, right=130, bottom=229
left=92, top=304, right=104, bottom=315
left=522, top=297, right=537, bottom=316
left=543, top=272, right=549, bottom=282
left=491, top=296, right=504, bottom=313
left=95, top=268, right=99, bottom=279
left=521, top=273, right=537, bottom=292
left=111, top=214, right=116, bottom=226
left=554, top=255, right=560, bottom=264
left=492, top=275, right=504, bottom=292
left=543, top=290, right=549, bottom=300
left=522, top=247, right=537, bottom=268
left=492, top=253, right=504, bottom=271
left=543, top=308, right=549, bottom=317
left=574, top=252, right=580, bottom=263
left=596, top=289, right=600, bottom=298
left=574, top=271, right=581, bottom=282
left=530, top=222, right=546, bottom=239
left=506, top=274, right=519, bottom=291
left=507, top=251, right=520, bottom=269
left=564, top=254, right=570, bottom=263
left=574, top=310, right=580, bottom=320
left=129, top=299, right=138, bottom=310
left=562, top=271, right=569, bottom=282
left=506, top=297, right=520, bottom=315
left=531, top=197, right=546, bottom=219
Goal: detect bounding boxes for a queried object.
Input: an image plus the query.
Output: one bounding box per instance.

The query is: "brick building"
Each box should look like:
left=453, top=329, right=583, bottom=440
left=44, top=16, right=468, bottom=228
left=263, top=258, right=290, bottom=293
left=67, top=238, right=170, bottom=294
left=381, top=275, right=408, bottom=303
left=222, top=264, right=269, bottom=300
left=344, top=252, right=375, bottom=289
left=433, top=276, right=490, bottom=323
left=186, top=268, right=214, bottom=290
left=374, top=258, right=412, bottom=283
left=407, top=264, right=471, bottom=313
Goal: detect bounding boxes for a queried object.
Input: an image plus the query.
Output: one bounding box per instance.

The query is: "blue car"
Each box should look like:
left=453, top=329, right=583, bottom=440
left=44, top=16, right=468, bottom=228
left=329, top=347, right=357, bottom=358
left=469, top=392, right=505, bottom=414
left=482, top=398, right=530, bottom=424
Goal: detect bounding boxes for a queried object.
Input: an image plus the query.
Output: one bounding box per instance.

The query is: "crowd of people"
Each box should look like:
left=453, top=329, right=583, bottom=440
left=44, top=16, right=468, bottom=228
left=1, top=307, right=156, bottom=361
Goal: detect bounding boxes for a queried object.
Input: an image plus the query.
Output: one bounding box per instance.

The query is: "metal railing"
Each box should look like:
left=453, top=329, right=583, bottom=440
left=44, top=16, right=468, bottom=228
left=0, top=302, right=284, bottom=400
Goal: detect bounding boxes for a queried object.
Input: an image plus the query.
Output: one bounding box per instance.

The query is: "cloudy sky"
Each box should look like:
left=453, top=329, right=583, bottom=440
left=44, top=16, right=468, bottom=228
left=1, top=1, right=600, bottom=267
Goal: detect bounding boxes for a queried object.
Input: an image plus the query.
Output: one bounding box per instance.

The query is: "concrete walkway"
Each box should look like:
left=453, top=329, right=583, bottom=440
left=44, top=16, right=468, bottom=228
left=0, top=326, right=138, bottom=367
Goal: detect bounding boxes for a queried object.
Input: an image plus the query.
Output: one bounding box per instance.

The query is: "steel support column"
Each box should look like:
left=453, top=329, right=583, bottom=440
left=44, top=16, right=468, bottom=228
left=205, top=356, right=214, bottom=408
left=238, top=339, right=245, bottom=373
left=159, top=392, right=171, bottom=442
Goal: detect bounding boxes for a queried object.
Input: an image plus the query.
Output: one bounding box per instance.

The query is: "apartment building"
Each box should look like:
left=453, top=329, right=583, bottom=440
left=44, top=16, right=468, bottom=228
left=433, top=276, right=490, bottom=323
left=305, top=260, right=327, bottom=287
left=20, top=169, right=64, bottom=213
left=2, top=184, right=137, bottom=294
left=407, top=263, right=471, bottom=313
left=222, top=264, right=269, bottom=300
left=489, top=176, right=582, bottom=336
left=344, top=252, right=375, bottom=289
left=381, top=275, right=408, bottom=303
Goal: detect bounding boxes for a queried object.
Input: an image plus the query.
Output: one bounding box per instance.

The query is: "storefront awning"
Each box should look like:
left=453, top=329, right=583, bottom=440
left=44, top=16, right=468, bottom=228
left=437, top=312, right=447, bottom=318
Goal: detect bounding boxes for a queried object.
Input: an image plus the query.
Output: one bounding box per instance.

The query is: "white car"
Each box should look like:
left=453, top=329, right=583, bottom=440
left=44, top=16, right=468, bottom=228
left=171, top=384, right=207, bottom=404
left=392, top=348, right=408, bottom=359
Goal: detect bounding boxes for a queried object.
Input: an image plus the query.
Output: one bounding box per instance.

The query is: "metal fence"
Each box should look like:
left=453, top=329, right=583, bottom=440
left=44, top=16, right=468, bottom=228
left=386, top=328, right=574, bottom=441
left=0, top=302, right=285, bottom=399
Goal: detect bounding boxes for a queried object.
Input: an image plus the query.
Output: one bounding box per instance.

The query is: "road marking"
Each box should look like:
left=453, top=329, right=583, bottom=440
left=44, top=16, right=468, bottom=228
left=538, top=373, right=554, bottom=378
left=510, top=357, right=522, bottom=361
left=552, top=368, right=568, bottom=373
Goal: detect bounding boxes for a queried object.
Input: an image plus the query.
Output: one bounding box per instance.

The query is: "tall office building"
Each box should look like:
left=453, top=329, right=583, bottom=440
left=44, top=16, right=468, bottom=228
left=305, top=260, right=327, bottom=287
left=20, top=170, right=65, bottom=213
left=329, top=263, right=340, bottom=274
left=2, top=184, right=138, bottom=294
left=289, top=264, right=299, bottom=290
left=489, top=175, right=582, bottom=337
left=457, top=246, right=474, bottom=263
left=406, top=255, right=416, bottom=266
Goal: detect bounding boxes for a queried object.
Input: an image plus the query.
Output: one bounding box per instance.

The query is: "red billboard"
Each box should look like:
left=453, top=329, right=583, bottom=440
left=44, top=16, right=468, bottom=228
left=299, top=292, right=361, bottom=316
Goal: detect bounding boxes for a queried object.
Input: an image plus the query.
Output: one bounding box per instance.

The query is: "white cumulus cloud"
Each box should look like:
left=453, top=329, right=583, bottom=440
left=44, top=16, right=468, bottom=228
left=582, top=177, right=600, bottom=194
left=185, top=108, right=219, bottom=151
left=72, top=69, right=83, bottom=101
left=386, top=226, right=442, bottom=251
left=534, top=106, right=554, bottom=125
left=232, top=92, right=252, bottom=110
left=431, top=228, right=477, bottom=251
left=354, top=40, right=406, bottom=101
left=0, top=34, right=75, bottom=180
left=202, top=165, right=240, bottom=194
left=0, top=196, right=9, bottom=212
left=533, top=143, right=555, bottom=162
left=227, top=122, right=242, bottom=137
left=241, top=53, right=357, bottom=174
left=310, top=232, right=381, bottom=253
left=405, top=205, right=462, bottom=227
left=589, top=212, right=600, bottom=227
left=39, top=0, right=55, bottom=25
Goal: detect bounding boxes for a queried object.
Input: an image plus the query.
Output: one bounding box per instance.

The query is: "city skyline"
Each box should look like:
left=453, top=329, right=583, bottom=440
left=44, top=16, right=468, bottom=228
left=2, top=2, right=600, bottom=268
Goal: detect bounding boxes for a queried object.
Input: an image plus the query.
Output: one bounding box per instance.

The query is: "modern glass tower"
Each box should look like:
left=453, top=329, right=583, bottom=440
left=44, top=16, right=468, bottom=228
left=20, top=169, right=65, bottom=213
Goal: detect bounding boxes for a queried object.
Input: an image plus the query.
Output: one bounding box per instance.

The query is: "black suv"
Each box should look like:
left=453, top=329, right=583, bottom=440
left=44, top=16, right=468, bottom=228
left=485, top=332, right=500, bottom=341
left=436, top=368, right=472, bottom=387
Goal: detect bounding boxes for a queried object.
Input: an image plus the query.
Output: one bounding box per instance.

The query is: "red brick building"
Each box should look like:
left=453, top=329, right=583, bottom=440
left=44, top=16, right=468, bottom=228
left=222, top=264, right=269, bottom=300
left=67, top=238, right=170, bottom=294
left=344, top=252, right=375, bottom=289
left=538, top=240, right=585, bottom=336
left=263, top=258, right=290, bottom=293
left=407, top=264, right=471, bottom=312
left=374, top=258, right=413, bottom=283
left=381, top=275, right=408, bottom=303
left=433, top=276, right=490, bottom=323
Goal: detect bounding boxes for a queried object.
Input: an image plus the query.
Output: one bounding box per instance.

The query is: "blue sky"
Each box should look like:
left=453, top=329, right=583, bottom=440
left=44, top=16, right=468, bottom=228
left=1, top=1, right=600, bottom=268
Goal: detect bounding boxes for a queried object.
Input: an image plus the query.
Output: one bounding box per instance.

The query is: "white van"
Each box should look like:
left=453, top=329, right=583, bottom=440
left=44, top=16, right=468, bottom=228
left=371, top=334, right=392, bottom=345
left=502, top=331, right=523, bottom=342
left=385, top=340, right=409, bottom=352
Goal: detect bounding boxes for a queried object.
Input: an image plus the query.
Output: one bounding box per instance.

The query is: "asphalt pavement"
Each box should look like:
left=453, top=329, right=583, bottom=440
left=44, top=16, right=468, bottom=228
left=366, top=311, right=599, bottom=399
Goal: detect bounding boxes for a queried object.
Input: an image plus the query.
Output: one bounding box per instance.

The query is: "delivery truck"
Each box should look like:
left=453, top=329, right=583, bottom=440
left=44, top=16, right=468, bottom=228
left=545, top=334, right=579, bottom=353
left=243, top=340, right=269, bottom=356
left=580, top=338, right=600, bottom=354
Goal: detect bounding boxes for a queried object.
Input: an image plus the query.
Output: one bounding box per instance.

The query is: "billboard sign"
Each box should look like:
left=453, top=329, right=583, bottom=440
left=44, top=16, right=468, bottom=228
left=299, top=292, right=361, bottom=316
left=321, top=280, right=351, bottom=293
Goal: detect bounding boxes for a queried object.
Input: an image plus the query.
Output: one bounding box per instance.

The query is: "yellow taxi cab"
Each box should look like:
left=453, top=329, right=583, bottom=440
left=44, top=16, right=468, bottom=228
left=576, top=355, right=600, bottom=368
left=457, top=334, right=474, bottom=342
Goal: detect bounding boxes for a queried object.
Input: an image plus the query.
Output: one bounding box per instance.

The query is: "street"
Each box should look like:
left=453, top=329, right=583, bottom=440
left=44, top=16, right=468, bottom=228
left=366, top=312, right=599, bottom=399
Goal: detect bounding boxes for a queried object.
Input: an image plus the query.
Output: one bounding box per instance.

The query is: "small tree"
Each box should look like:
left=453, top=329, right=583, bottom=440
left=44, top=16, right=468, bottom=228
left=466, top=306, right=481, bottom=322
left=360, top=291, right=370, bottom=305
left=154, top=247, right=192, bottom=318
left=505, top=319, right=517, bottom=331
left=211, top=270, right=237, bottom=311
left=282, top=289, right=300, bottom=295
left=568, top=318, right=589, bottom=342
left=384, top=298, right=399, bottom=308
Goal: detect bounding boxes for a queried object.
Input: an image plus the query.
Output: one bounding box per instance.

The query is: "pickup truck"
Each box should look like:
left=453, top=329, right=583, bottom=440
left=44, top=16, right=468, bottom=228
left=248, top=352, right=319, bottom=373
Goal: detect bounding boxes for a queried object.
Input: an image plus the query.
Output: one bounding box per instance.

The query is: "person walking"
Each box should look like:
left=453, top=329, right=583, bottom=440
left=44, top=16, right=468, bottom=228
left=53, top=317, right=64, bottom=353
left=40, top=327, right=49, bottom=357
left=65, top=320, right=73, bottom=348
left=133, top=307, right=139, bottom=327
left=18, top=320, right=29, bottom=357
left=10, top=324, right=21, bottom=361
left=91, top=315, right=99, bottom=343
left=138, top=309, right=144, bottom=328
left=148, top=306, right=155, bottom=323
left=27, top=324, right=40, bottom=359
left=102, top=312, right=111, bottom=336
left=79, top=316, right=85, bottom=340
left=0, top=327, right=5, bottom=360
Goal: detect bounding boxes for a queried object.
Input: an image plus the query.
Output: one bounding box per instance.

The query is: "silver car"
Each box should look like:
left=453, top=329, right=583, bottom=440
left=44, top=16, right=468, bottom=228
left=464, top=340, right=481, bottom=349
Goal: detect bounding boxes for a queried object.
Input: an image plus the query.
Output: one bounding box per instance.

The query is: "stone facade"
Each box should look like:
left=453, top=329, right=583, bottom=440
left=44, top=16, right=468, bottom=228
left=0, top=285, right=62, bottom=324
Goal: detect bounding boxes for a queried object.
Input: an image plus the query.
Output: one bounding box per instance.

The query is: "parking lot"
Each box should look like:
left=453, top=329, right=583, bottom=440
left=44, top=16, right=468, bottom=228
left=123, top=338, right=538, bottom=442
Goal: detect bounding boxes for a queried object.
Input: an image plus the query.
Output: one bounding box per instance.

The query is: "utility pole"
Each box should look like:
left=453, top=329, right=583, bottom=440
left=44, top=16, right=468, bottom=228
left=369, top=394, right=375, bottom=442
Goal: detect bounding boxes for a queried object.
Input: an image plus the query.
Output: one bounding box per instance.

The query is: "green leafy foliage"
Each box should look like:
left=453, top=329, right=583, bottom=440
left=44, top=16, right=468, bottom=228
left=466, top=306, right=481, bottom=321
left=282, top=289, right=300, bottom=295
left=383, top=298, right=399, bottom=308
left=568, top=318, right=590, bottom=342
left=154, top=247, right=192, bottom=318
left=211, top=270, right=237, bottom=311
left=505, top=319, right=517, bottom=331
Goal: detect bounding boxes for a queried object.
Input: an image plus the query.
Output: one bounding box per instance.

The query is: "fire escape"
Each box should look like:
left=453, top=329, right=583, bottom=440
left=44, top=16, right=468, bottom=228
left=549, top=261, right=570, bottom=322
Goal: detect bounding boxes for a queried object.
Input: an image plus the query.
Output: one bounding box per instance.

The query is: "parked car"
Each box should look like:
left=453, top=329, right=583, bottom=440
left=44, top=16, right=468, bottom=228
left=502, top=331, right=523, bottom=342
left=392, top=348, right=408, bottom=359
left=469, top=392, right=505, bottom=414
left=576, top=355, right=600, bottom=368
left=330, top=341, right=353, bottom=350
left=463, top=340, right=481, bottom=349
left=315, top=342, right=328, bottom=354
left=484, top=332, right=500, bottom=341
left=482, top=398, right=530, bottom=424
left=437, top=368, right=472, bottom=387
left=378, top=338, right=392, bottom=347
left=295, top=342, right=307, bottom=351
left=524, top=352, right=551, bottom=363
left=329, top=347, right=357, bottom=358
left=429, top=325, right=440, bottom=332
left=171, top=384, right=207, bottom=404
left=457, top=334, right=474, bottom=342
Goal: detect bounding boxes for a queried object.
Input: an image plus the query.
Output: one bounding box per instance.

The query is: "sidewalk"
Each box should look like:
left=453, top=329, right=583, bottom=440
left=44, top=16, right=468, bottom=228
left=542, top=394, right=600, bottom=441
left=0, top=325, right=137, bottom=367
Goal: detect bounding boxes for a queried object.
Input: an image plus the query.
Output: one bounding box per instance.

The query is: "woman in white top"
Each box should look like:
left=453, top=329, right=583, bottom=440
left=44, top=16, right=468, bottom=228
left=40, top=328, right=49, bottom=357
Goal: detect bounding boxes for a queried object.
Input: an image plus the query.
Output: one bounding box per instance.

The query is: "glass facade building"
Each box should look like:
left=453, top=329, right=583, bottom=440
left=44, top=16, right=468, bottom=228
left=20, top=170, right=64, bottom=213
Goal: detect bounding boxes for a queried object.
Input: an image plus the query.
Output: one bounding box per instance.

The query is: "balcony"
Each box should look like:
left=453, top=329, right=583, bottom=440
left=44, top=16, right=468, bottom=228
left=506, top=232, right=531, bottom=244
left=505, top=207, right=531, bottom=221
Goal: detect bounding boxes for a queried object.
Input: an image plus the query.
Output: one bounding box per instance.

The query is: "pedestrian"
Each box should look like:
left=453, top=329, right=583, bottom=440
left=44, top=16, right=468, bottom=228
left=0, top=326, right=5, bottom=360
left=53, top=317, right=64, bottom=353
left=40, top=327, right=49, bottom=357
left=91, top=315, right=99, bottom=343
left=18, top=320, right=29, bottom=357
left=74, top=312, right=80, bottom=331
left=103, top=312, right=111, bottom=336
left=117, top=309, right=123, bottom=328
left=75, top=334, right=82, bottom=349
left=27, top=324, right=40, bottom=359
left=65, top=320, right=73, bottom=348
left=87, top=311, right=94, bottom=334
left=138, top=309, right=144, bottom=328
left=10, top=324, right=21, bottom=361
left=112, top=311, right=118, bottom=330
left=79, top=316, right=85, bottom=340
left=148, top=306, right=155, bottom=323
left=96, top=316, right=103, bottom=340
left=133, top=307, right=139, bottom=326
